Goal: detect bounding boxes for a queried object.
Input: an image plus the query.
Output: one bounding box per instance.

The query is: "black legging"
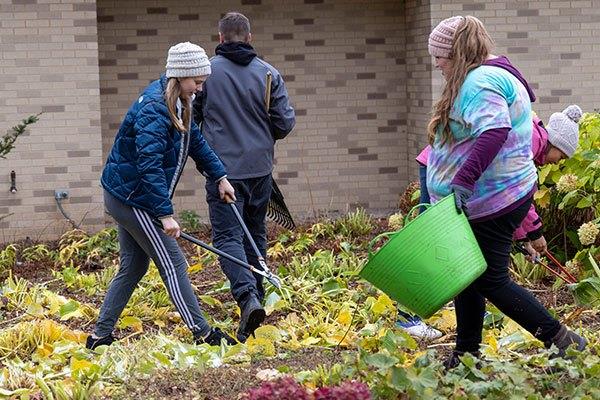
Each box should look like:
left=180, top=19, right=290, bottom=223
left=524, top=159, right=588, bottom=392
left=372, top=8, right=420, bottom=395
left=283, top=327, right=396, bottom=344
left=454, top=196, right=561, bottom=352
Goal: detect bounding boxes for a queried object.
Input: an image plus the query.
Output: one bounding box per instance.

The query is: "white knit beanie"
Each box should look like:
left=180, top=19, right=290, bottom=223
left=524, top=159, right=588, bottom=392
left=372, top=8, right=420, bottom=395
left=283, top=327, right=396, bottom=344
left=165, top=42, right=211, bottom=78
left=546, top=105, right=582, bottom=158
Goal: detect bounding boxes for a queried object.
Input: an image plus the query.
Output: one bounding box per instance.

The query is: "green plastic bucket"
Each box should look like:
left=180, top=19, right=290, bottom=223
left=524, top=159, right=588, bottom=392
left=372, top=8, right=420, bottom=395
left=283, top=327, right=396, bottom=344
left=359, top=194, right=486, bottom=319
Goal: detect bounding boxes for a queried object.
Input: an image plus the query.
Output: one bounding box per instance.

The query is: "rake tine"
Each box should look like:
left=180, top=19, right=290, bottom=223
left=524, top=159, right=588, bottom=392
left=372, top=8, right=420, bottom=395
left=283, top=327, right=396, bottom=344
left=267, top=179, right=296, bottom=230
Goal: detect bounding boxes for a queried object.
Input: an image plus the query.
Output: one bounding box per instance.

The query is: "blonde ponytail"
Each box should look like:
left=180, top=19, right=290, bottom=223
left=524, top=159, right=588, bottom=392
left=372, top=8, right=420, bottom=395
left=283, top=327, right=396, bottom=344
left=165, top=78, right=192, bottom=132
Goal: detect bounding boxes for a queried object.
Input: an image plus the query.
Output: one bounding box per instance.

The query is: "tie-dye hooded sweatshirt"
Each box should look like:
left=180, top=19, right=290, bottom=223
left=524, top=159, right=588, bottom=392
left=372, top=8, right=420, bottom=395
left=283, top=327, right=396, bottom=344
left=427, top=60, right=537, bottom=220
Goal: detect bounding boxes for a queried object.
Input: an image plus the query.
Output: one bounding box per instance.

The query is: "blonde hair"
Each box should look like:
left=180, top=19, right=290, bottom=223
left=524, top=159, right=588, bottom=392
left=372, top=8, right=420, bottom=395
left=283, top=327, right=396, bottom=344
left=427, top=16, right=494, bottom=144
left=165, top=78, right=191, bottom=132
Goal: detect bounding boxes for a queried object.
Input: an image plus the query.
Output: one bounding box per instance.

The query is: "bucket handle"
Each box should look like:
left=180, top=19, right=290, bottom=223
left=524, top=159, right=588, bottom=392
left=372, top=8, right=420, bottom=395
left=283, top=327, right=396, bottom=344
left=368, top=231, right=398, bottom=259
left=404, top=203, right=431, bottom=226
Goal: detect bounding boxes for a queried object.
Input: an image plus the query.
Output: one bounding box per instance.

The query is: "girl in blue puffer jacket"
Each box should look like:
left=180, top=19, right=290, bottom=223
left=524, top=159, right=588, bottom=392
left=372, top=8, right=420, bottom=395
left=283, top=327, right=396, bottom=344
left=87, top=42, right=237, bottom=349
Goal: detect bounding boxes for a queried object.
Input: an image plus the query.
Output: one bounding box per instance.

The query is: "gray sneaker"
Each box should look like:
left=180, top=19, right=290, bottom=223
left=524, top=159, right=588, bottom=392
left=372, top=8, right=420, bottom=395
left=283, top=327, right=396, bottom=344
left=545, top=325, right=587, bottom=358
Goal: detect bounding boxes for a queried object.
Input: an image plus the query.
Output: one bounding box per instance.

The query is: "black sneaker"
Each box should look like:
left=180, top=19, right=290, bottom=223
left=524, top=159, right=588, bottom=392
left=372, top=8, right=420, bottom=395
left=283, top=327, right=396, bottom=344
left=443, top=350, right=481, bottom=371
left=237, top=294, right=266, bottom=343
left=86, top=333, right=115, bottom=350
left=196, top=327, right=237, bottom=346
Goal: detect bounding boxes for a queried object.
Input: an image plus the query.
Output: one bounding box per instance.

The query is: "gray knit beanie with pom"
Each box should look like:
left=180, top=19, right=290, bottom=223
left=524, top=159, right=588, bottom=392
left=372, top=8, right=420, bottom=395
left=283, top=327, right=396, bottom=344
left=546, top=104, right=582, bottom=158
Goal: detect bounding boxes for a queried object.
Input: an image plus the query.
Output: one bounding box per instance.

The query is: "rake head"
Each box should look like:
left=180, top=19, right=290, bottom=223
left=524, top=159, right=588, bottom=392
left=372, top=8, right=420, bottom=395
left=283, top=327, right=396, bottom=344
left=267, top=179, right=296, bottom=230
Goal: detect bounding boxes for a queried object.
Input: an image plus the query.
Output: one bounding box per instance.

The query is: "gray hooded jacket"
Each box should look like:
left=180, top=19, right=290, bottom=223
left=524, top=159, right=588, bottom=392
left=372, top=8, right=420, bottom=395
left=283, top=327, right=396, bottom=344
left=194, top=42, right=295, bottom=179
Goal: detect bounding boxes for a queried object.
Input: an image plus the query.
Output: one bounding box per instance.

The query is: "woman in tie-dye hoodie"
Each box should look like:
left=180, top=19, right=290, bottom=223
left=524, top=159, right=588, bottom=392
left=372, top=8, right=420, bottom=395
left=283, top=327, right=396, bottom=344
left=426, top=15, right=586, bottom=370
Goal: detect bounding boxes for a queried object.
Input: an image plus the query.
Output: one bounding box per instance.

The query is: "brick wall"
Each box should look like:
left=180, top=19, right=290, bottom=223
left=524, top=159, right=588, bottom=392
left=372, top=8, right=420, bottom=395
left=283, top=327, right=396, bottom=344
left=404, top=0, right=435, bottom=182
left=0, top=0, right=104, bottom=241
left=2, top=0, right=600, bottom=240
left=97, top=0, right=408, bottom=222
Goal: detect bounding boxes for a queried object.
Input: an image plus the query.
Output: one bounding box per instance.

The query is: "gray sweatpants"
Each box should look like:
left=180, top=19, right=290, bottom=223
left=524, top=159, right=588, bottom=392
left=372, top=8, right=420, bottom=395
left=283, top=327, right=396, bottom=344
left=94, top=190, right=211, bottom=338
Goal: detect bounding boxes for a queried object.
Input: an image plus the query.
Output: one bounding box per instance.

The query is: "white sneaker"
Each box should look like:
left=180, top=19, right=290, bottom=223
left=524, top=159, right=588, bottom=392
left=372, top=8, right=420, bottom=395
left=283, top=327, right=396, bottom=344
left=396, top=318, right=442, bottom=340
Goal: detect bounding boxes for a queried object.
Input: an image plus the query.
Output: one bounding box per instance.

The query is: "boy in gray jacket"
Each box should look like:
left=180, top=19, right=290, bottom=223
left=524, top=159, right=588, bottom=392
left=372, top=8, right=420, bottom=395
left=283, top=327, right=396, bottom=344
left=194, top=11, right=295, bottom=343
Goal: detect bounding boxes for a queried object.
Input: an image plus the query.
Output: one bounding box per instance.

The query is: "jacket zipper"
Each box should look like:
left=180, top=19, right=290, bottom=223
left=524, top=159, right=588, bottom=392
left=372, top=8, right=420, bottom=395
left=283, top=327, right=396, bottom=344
left=169, top=127, right=190, bottom=198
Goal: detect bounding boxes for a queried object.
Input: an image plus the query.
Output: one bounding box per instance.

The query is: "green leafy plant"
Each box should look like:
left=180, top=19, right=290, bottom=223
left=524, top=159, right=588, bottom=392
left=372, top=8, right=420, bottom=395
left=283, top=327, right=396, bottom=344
left=20, top=244, right=54, bottom=263
left=310, top=221, right=337, bottom=239
left=179, top=209, right=203, bottom=232
left=334, top=209, right=374, bottom=237
left=567, top=251, right=600, bottom=307
left=510, top=252, right=548, bottom=284
left=57, top=228, right=118, bottom=268
left=0, top=113, right=41, bottom=159
left=0, top=244, right=18, bottom=274
left=289, top=232, right=316, bottom=253
left=570, top=277, right=600, bottom=308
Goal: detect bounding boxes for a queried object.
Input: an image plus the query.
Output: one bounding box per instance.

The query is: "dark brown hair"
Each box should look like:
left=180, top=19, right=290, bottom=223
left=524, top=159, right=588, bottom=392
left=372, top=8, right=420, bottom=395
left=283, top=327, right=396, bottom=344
left=218, top=12, right=251, bottom=42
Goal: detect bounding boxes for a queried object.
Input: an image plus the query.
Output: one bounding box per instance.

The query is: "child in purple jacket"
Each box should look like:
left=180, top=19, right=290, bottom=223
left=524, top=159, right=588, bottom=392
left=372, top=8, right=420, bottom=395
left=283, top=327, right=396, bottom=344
left=515, top=105, right=582, bottom=259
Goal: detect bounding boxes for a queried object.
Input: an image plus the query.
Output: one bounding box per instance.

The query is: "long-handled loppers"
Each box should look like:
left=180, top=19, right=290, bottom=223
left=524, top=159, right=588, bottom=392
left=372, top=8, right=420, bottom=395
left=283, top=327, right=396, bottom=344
left=514, top=242, right=577, bottom=284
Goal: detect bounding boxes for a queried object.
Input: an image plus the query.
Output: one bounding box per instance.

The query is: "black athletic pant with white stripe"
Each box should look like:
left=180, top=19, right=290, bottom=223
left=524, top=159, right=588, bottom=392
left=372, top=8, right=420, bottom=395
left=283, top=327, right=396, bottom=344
left=94, top=190, right=211, bottom=338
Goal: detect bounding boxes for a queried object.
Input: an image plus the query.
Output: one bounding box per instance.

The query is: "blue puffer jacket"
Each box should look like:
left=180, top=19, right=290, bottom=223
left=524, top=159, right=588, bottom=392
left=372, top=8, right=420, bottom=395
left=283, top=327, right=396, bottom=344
left=101, top=75, right=226, bottom=219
